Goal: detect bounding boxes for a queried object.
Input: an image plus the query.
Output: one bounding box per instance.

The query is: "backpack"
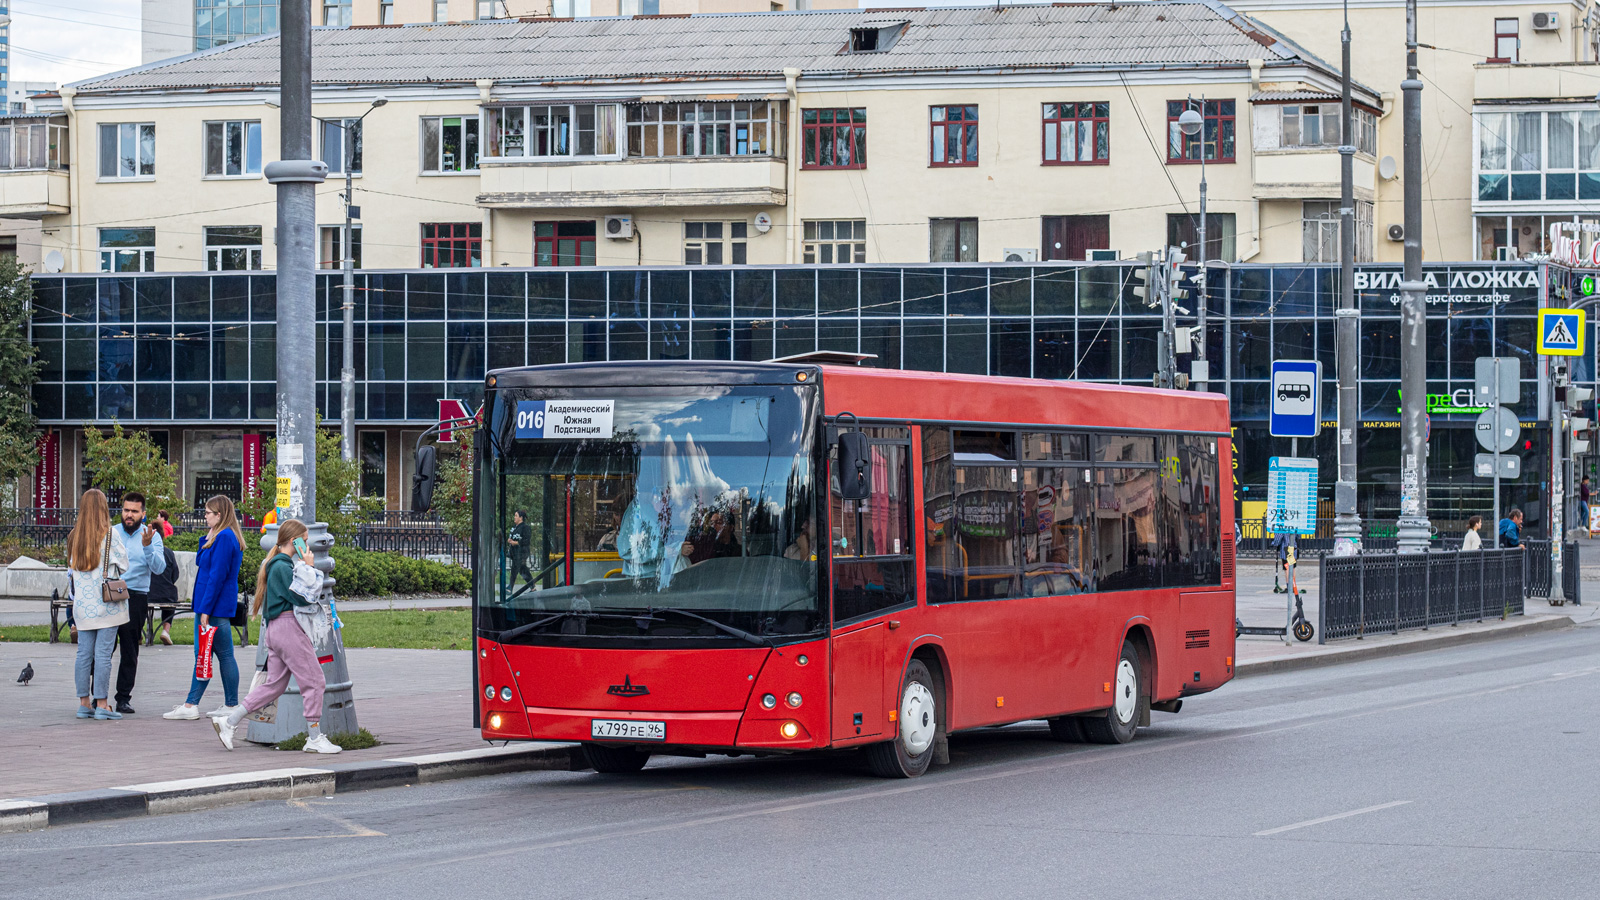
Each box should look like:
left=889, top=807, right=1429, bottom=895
left=148, top=548, right=181, bottom=603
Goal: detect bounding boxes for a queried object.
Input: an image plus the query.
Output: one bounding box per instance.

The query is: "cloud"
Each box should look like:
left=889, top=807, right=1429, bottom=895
left=9, top=0, right=146, bottom=86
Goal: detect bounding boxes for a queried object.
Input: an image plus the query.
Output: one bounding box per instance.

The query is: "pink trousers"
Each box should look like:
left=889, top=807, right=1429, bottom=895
left=242, top=614, right=326, bottom=724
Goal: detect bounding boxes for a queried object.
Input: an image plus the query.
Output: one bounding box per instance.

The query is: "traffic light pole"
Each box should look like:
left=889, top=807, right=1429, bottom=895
left=1333, top=0, right=1361, bottom=556
left=1395, top=0, right=1432, bottom=553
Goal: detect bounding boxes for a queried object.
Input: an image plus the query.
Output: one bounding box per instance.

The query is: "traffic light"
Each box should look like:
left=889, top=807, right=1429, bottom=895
left=1132, top=251, right=1157, bottom=307
left=1166, top=247, right=1189, bottom=303
left=1573, top=416, right=1593, bottom=455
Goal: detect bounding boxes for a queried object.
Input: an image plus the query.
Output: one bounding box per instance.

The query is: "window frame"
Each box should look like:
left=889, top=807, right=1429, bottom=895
left=1041, top=102, right=1110, bottom=166
left=99, top=227, right=157, bottom=273
left=801, top=107, right=866, bottom=170
left=930, top=104, right=979, bottom=168
left=625, top=101, right=783, bottom=160
left=1166, top=99, right=1236, bottom=164
left=320, top=117, right=363, bottom=176
left=203, top=226, right=264, bottom=272
left=202, top=119, right=264, bottom=179
left=419, top=115, right=481, bottom=175
left=929, top=217, right=978, bottom=263
left=683, top=221, right=749, bottom=266
left=533, top=220, right=598, bottom=267
left=802, top=219, right=867, bottom=264
left=319, top=224, right=363, bottom=270
left=484, top=103, right=622, bottom=161
left=421, top=222, right=484, bottom=269
left=97, top=122, right=156, bottom=181
left=1492, top=17, right=1520, bottom=63
left=322, top=0, right=352, bottom=27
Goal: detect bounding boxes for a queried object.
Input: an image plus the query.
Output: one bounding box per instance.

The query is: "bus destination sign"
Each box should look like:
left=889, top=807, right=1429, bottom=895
left=515, top=400, right=616, bottom=439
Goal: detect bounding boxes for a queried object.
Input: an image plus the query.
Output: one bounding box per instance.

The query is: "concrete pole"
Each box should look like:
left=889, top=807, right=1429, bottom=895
left=1395, top=0, right=1432, bottom=553
left=266, top=0, right=324, bottom=522
left=1195, top=115, right=1208, bottom=393
left=1333, top=0, right=1362, bottom=555
left=341, top=130, right=355, bottom=465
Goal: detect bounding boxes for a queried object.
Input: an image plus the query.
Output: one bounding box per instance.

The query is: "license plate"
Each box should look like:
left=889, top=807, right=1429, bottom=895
left=591, top=719, right=666, bottom=742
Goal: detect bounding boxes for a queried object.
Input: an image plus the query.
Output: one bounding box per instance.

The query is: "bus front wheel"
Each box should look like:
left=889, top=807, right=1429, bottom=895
left=1080, top=640, right=1146, bottom=745
left=582, top=743, right=650, bottom=774
left=866, top=659, right=938, bottom=778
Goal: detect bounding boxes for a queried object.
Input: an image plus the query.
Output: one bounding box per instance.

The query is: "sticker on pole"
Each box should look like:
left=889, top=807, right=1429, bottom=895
left=1537, top=308, right=1584, bottom=356
left=515, top=400, right=615, bottom=439
left=1267, top=456, right=1318, bottom=536
left=1269, top=359, right=1321, bottom=438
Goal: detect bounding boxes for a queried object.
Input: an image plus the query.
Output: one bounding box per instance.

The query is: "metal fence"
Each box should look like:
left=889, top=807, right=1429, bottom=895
left=352, top=524, right=472, bottom=567
left=1236, top=517, right=1464, bottom=559
left=1318, top=548, right=1527, bottom=642
left=1563, top=541, right=1582, bottom=605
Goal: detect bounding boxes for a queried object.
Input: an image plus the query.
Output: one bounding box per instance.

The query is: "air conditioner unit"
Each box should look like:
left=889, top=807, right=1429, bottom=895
left=1386, top=223, right=1405, bottom=242
left=1003, top=247, right=1038, bottom=263
left=1086, top=248, right=1119, bottom=261
left=603, top=215, right=634, bottom=240
left=1533, top=11, right=1560, bottom=31
left=1496, top=246, right=1516, bottom=261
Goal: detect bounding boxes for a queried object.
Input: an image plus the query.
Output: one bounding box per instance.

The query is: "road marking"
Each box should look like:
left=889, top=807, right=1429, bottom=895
left=1254, top=801, right=1412, bottom=836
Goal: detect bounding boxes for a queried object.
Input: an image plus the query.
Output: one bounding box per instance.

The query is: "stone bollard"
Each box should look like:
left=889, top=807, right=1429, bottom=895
left=245, top=522, right=359, bottom=744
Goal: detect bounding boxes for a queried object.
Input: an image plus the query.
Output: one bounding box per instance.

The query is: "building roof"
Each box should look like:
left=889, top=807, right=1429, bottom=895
left=69, top=3, right=1361, bottom=95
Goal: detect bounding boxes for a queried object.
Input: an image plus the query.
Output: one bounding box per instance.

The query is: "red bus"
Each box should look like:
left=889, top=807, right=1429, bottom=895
left=467, top=360, right=1234, bottom=777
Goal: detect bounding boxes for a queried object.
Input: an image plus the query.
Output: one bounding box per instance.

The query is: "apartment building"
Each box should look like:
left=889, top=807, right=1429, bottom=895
left=141, top=0, right=856, bottom=63
left=14, top=5, right=1383, bottom=273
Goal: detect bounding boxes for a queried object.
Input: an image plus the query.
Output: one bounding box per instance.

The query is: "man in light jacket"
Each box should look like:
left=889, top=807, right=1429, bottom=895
left=112, top=491, right=166, bottom=715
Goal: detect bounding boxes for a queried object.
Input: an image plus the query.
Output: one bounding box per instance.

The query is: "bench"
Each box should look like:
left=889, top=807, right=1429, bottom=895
left=46, top=590, right=250, bottom=647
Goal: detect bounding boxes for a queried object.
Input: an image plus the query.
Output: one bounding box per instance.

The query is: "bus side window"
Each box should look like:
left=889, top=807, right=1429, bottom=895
left=832, top=435, right=914, bottom=623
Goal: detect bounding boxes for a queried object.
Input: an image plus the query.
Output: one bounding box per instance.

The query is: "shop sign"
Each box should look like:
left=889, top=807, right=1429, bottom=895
left=242, top=433, right=262, bottom=501
left=1549, top=221, right=1600, bottom=267
left=1394, top=389, right=1489, bottom=416
left=34, top=432, right=58, bottom=510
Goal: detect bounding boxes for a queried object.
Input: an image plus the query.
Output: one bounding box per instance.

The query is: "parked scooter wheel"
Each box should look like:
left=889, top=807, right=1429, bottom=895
left=1292, top=619, right=1314, bottom=642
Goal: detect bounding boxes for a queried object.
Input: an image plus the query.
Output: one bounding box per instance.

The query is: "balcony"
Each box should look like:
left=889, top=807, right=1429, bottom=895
left=0, top=115, right=71, bottom=218
left=1475, top=62, right=1600, bottom=102
left=476, top=156, right=787, bottom=209
left=1252, top=148, right=1375, bottom=201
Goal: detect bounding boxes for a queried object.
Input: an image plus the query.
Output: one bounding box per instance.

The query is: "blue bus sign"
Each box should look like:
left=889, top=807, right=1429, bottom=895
left=1269, top=359, right=1321, bottom=438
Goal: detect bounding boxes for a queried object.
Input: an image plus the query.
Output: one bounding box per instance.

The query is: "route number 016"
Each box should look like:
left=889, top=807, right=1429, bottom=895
left=515, top=408, right=546, bottom=431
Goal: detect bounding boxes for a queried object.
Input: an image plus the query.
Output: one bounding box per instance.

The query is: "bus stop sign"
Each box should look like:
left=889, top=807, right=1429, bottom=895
left=1270, top=359, right=1321, bottom=438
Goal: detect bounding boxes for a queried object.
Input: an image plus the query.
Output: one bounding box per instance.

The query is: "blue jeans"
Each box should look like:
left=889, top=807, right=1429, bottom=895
left=74, top=626, right=118, bottom=700
left=185, top=617, right=240, bottom=707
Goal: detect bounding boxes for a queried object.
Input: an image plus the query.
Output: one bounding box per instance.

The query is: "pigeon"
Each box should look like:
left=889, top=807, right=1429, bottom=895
left=17, top=662, right=33, bottom=686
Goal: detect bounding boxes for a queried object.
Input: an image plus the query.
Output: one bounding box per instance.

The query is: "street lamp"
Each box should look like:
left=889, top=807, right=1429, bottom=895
left=1177, top=100, right=1209, bottom=392
left=327, top=98, right=387, bottom=469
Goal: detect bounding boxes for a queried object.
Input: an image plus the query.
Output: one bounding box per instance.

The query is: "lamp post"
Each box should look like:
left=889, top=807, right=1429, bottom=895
left=1396, top=0, right=1432, bottom=552
left=327, top=99, right=387, bottom=466
left=1334, top=0, right=1362, bottom=555
left=1177, top=99, right=1208, bottom=392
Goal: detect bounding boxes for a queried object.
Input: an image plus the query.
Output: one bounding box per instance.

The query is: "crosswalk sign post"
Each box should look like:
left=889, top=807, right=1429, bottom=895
left=1537, top=308, right=1585, bottom=356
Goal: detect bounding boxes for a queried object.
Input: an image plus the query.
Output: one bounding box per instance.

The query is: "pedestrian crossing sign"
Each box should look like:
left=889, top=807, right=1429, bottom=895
left=1537, top=308, right=1584, bottom=356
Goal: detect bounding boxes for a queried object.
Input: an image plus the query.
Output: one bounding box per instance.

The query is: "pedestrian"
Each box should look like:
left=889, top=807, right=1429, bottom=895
left=150, top=542, right=181, bottom=646
left=156, top=510, right=175, bottom=538
left=67, top=489, right=128, bottom=721
left=111, top=491, right=166, bottom=715
left=1461, top=515, right=1483, bottom=552
left=507, top=509, right=534, bottom=592
left=1498, top=508, right=1525, bottom=549
left=164, top=496, right=244, bottom=721
left=211, top=519, right=342, bottom=755
left=1271, top=530, right=1295, bottom=593
left=1580, top=476, right=1592, bottom=538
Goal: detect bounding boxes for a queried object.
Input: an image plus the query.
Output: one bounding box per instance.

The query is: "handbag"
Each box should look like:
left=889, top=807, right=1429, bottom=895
left=195, top=625, right=216, bottom=680
left=100, top=532, right=130, bottom=604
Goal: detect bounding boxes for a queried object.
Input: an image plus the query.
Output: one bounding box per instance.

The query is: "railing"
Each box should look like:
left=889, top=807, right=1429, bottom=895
left=1318, top=548, right=1526, bottom=643
left=1563, top=541, right=1581, bottom=605
left=1236, top=517, right=1464, bottom=558
left=352, top=523, right=471, bottom=567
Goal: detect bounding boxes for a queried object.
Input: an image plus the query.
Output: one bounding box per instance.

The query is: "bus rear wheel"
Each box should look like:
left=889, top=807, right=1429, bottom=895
left=1080, top=640, right=1146, bottom=745
left=866, top=659, right=938, bottom=778
left=582, top=743, right=651, bottom=774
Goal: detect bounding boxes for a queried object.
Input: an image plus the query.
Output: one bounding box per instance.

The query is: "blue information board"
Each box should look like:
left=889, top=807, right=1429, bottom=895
left=1269, top=359, right=1321, bottom=438
left=1267, top=456, right=1319, bottom=536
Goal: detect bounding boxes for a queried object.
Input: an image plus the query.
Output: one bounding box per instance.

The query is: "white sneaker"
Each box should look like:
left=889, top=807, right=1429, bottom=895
left=211, top=716, right=235, bottom=751
left=206, top=705, right=241, bottom=718
left=163, top=704, right=200, bottom=720
left=302, top=734, right=342, bottom=754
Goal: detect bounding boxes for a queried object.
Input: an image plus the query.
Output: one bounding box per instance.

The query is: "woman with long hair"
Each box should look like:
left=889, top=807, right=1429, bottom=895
left=211, top=519, right=341, bottom=754
left=68, top=489, right=129, bottom=720
left=163, top=496, right=245, bottom=720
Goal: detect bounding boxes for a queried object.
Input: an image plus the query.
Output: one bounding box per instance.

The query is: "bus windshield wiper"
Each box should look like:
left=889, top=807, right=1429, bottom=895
left=646, top=606, right=772, bottom=647
left=498, top=611, right=659, bottom=643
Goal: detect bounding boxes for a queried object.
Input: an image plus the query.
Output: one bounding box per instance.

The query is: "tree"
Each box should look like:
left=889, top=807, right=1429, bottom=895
left=0, top=254, right=40, bottom=493
left=240, top=417, right=383, bottom=541
left=82, top=423, right=182, bottom=512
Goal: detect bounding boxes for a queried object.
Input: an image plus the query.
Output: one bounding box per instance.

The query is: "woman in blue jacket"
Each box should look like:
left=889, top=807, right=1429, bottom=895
left=162, top=496, right=245, bottom=720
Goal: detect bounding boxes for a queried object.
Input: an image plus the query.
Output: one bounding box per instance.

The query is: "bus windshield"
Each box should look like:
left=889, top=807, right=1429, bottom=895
left=482, top=383, right=821, bottom=644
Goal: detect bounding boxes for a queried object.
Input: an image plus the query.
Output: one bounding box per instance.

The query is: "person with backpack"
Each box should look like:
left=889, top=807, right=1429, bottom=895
left=163, top=496, right=244, bottom=720
left=210, top=519, right=341, bottom=755
left=150, top=543, right=181, bottom=645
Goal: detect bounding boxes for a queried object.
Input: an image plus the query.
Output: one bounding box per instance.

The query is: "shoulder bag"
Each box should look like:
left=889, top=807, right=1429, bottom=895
left=101, top=531, right=130, bottom=604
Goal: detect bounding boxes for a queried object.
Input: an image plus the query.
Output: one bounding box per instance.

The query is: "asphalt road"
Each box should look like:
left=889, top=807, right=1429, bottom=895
left=5, top=623, right=1599, bottom=900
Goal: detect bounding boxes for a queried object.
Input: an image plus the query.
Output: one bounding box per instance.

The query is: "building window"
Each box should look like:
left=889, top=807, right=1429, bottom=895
left=319, top=225, right=362, bottom=269
left=534, top=221, right=597, bottom=266
left=380, top=0, right=395, bottom=24
left=1042, top=102, right=1108, bottom=165
left=204, top=226, right=263, bottom=271
left=1476, top=109, right=1600, bottom=202
left=930, top=218, right=977, bottom=262
left=360, top=431, right=387, bottom=498
left=1302, top=202, right=1338, bottom=262
left=485, top=104, right=620, bottom=159
left=435, top=0, right=450, bottom=22
left=801, top=108, right=866, bottom=169
left=620, top=0, right=660, bottom=13
left=1165, top=213, right=1237, bottom=263
left=930, top=105, right=978, bottom=167
left=421, top=116, right=480, bottom=173
left=203, top=120, right=263, bottom=177
left=1167, top=99, right=1235, bottom=163
left=553, top=0, right=593, bottom=16
left=477, top=0, right=503, bottom=18
left=322, top=0, right=351, bottom=26
left=421, top=223, right=483, bottom=268
left=1493, top=17, right=1519, bottom=62
left=1275, top=104, right=1379, bottom=156
left=0, top=119, right=70, bottom=171
left=1041, top=215, right=1109, bottom=261
left=321, top=118, right=362, bottom=174
left=625, top=102, right=783, bottom=159
left=0, top=236, right=15, bottom=260
left=97, top=123, right=155, bottom=179
left=684, top=222, right=748, bottom=265
left=803, top=220, right=866, bottom=264
left=100, top=228, right=156, bottom=272
left=195, top=0, right=279, bottom=52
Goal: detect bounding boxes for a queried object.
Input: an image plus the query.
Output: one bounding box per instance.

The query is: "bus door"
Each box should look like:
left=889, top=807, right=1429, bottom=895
left=536, top=473, right=629, bottom=589
left=828, top=424, right=915, bottom=743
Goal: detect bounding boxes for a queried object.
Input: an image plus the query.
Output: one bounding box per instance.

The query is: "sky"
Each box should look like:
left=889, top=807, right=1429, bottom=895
left=8, top=0, right=148, bottom=87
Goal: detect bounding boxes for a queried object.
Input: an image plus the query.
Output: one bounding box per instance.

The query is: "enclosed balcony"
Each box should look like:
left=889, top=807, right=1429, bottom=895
left=1250, top=96, right=1377, bottom=201
left=0, top=115, right=71, bottom=219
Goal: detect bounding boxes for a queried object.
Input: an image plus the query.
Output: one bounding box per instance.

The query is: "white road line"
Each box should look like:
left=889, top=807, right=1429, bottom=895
left=1254, top=800, right=1412, bottom=836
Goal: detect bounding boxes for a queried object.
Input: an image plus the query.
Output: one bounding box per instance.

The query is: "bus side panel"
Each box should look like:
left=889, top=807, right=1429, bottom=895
left=1178, top=590, right=1236, bottom=695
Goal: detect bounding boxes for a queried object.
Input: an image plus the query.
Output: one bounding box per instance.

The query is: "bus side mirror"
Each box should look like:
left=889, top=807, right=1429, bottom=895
left=411, top=444, right=438, bottom=513
left=837, top=432, right=871, bottom=501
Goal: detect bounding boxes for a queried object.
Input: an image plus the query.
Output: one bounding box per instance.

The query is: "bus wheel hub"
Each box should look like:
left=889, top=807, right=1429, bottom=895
left=901, top=681, right=936, bottom=756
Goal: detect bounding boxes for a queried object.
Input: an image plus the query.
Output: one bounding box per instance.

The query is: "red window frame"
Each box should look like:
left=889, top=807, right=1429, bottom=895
left=1042, top=102, right=1110, bottom=166
left=534, top=220, right=597, bottom=267
left=420, top=222, right=481, bottom=268
left=1166, top=99, right=1236, bottom=165
left=1491, top=18, right=1519, bottom=63
left=930, top=105, right=978, bottom=167
left=801, top=108, right=866, bottom=170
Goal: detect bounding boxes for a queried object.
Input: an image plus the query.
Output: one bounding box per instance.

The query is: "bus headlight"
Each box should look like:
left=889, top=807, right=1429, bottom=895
left=761, top=693, right=777, bottom=709
left=484, top=685, right=494, bottom=700
left=780, top=721, right=800, bottom=739
left=786, top=692, right=802, bottom=708
left=500, top=686, right=514, bottom=702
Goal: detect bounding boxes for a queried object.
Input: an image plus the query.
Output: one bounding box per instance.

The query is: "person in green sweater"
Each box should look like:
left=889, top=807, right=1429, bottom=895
left=210, top=519, right=341, bottom=754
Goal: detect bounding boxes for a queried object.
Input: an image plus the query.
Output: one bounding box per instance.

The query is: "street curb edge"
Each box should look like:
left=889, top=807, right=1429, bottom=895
left=1234, top=615, right=1576, bottom=678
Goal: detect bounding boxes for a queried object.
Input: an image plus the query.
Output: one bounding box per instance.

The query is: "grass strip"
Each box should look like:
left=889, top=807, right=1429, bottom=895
left=0, top=608, right=473, bottom=650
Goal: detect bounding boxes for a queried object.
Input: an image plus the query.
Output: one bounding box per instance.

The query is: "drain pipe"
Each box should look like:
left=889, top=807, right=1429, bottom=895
left=784, top=67, right=801, bottom=265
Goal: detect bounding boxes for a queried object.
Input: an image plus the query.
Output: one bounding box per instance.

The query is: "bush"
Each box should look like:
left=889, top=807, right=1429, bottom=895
left=166, top=530, right=468, bottom=598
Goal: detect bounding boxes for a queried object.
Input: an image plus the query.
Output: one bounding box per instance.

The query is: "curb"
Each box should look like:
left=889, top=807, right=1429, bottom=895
left=0, top=743, right=579, bottom=835
left=1234, top=615, right=1576, bottom=678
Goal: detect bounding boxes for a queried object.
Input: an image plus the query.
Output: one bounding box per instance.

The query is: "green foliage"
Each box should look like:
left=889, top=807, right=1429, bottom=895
left=0, top=255, right=39, bottom=487
left=434, top=430, right=473, bottom=544
left=239, top=419, right=384, bottom=543
left=82, top=422, right=183, bottom=512
left=166, top=530, right=464, bottom=597
left=275, top=728, right=379, bottom=751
